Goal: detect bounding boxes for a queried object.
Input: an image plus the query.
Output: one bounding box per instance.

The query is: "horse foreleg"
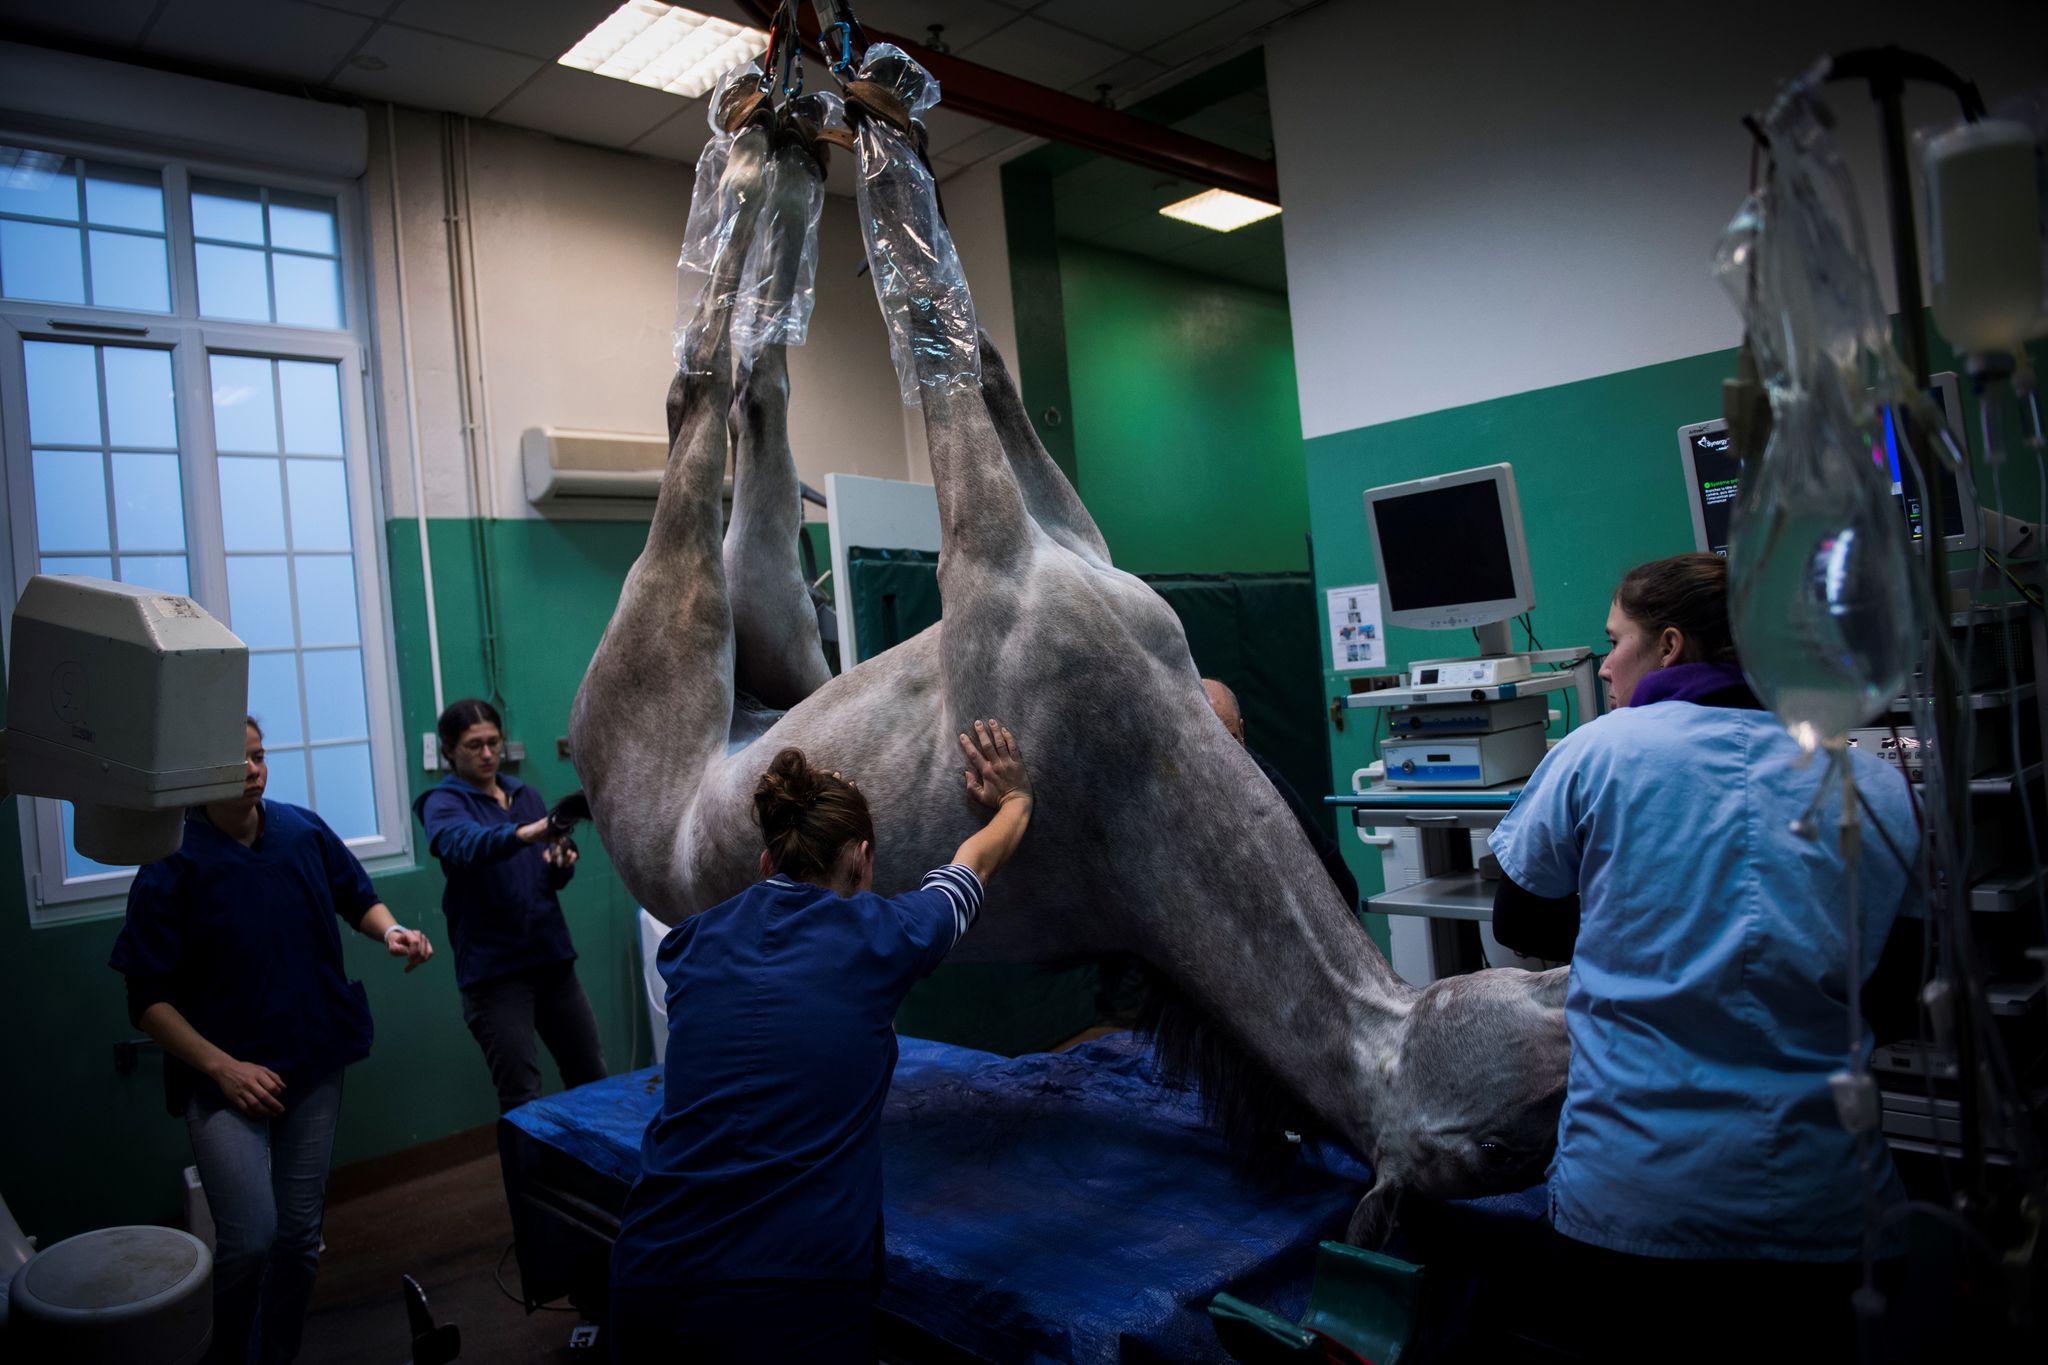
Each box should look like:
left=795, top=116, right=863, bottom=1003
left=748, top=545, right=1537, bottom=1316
left=571, top=124, right=772, bottom=917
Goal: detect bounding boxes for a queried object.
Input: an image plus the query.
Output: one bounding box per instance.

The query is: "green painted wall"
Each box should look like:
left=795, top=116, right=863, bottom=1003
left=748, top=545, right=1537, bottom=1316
left=1307, top=327, right=2048, bottom=922
left=1058, top=242, right=1309, bottom=575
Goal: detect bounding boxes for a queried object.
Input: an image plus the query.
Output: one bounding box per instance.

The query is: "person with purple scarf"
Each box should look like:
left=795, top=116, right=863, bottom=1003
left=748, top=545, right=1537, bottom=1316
left=1486, top=552, right=1918, bottom=1361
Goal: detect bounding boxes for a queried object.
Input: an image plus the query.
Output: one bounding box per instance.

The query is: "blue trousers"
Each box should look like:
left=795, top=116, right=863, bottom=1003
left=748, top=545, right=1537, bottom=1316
left=185, top=1069, right=344, bottom=1365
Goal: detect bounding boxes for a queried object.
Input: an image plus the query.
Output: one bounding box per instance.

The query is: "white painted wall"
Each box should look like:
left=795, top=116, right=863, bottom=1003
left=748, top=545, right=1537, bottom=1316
left=1266, top=1, right=2048, bottom=440
left=366, top=109, right=914, bottom=520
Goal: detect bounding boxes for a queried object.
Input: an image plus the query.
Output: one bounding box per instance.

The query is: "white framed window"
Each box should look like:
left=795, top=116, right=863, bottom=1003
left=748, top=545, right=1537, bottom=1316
left=0, top=135, right=405, bottom=923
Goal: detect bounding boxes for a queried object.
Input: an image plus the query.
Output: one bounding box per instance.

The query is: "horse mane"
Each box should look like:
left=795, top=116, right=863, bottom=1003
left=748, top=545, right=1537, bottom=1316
left=1104, top=956, right=1331, bottom=1165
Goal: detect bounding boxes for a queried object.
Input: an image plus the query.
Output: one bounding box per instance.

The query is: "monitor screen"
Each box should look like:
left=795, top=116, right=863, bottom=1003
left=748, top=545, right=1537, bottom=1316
left=1371, top=481, right=1519, bottom=611
left=1679, top=376, right=1974, bottom=556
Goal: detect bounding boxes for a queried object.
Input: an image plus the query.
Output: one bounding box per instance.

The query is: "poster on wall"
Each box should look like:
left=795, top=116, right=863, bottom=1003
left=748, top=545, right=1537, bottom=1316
left=1327, top=585, right=1383, bottom=671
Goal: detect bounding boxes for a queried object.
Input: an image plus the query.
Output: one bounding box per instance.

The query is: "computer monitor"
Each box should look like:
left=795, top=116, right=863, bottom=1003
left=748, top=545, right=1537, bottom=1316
left=1362, top=462, right=1535, bottom=652
left=1677, top=371, right=1980, bottom=557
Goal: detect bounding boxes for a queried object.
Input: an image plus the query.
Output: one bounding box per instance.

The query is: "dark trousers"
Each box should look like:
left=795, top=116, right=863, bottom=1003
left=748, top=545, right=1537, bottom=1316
left=608, top=1280, right=873, bottom=1363
left=459, top=960, right=608, bottom=1113
left=1549, top=1234, right=1903, bottom=1364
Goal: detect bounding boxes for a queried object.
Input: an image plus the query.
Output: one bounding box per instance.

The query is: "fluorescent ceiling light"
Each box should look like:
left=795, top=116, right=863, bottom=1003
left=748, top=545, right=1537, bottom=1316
left=1158, top=188, right=1282, bottom=233
left=559, top=2, right=767, bottom=100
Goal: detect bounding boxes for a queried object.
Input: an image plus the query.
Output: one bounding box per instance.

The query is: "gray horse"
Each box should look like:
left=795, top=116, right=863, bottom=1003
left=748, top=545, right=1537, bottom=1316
left=570, top=73, right=1566, bottom=1246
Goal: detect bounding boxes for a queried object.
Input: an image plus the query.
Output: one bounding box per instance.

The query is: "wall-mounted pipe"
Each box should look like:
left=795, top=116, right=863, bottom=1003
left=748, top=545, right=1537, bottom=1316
left=384, top=105, right=445, bottom=719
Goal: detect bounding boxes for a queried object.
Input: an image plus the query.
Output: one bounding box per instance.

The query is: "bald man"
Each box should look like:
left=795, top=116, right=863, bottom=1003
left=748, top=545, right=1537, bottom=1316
left=1202, top=679, right=1360, bottom=913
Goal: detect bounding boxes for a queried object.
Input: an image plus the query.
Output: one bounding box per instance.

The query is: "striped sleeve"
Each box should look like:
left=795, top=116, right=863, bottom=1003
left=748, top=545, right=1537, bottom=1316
left=920, top=863, right=984, bottom=949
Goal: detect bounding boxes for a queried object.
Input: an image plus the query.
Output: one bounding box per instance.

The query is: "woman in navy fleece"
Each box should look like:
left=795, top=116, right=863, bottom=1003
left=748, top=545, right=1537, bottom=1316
left=414, top=698, right=606, bottom=1113
left=110, top=716, right=433, bottom=1364
left=609, top=721, right=1035, bottom=1363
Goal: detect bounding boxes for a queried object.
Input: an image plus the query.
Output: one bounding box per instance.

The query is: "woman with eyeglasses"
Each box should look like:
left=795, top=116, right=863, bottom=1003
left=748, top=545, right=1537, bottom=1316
left=415, top=698, right=607, bottom=1112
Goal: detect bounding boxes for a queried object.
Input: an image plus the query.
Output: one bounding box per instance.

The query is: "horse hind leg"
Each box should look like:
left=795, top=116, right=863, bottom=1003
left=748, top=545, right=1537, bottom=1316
left=570, top=122, right=773, bottom=918
left=973, top=331, right=1112, bottom=568
left=723, top=136, right=831, bottom=710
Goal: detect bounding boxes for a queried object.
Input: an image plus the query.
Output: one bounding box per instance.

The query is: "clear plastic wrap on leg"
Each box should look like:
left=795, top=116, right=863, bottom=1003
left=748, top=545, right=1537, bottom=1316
left=674, top=62, right=768, bottom=372
left=849, top=44, right=980, bottom=405
left=729, top=93, right=838, bottom=373
left=1711, top=79, right=1924, bottom=751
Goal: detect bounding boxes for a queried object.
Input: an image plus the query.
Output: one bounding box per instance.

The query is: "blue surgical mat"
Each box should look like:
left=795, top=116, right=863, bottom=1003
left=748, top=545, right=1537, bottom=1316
left=505, top=1033, right=1542, bottom=1362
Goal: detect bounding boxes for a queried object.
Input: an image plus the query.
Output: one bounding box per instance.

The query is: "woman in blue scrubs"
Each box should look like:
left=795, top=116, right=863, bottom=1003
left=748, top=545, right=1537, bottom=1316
left=608, top=720, right=1035, bottom=1363
left=1488, top=554, right=1918, bottom=1361
left=414, top=698, right=606, bottom=1113
left=110, top=717, right=434, bottom=1364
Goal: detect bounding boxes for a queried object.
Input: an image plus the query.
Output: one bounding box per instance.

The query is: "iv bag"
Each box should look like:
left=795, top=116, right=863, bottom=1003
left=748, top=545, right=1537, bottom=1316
left=1712, top=80, right=1922, bottom=751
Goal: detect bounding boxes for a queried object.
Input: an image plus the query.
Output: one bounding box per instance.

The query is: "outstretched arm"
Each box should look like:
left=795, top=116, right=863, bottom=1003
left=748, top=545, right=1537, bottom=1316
left=951, top=719, right=1033, bottom=886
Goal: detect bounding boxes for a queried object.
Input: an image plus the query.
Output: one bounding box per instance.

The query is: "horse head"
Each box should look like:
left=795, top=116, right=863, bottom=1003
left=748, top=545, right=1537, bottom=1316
left=1350, top=965, right=1568, bottom=1247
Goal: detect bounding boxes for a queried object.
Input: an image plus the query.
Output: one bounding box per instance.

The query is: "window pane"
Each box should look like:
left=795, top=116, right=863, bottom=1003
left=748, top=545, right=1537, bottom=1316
left=41, top=555, right=113, bottom=580
left=112, top=452, right=186, bottom=551
left=192, top=180, right=265, bottom=244
left=268, top=192, right=337, bottom=254
left=0, top=149, right=79, bottom=220
left=196, top=242, right=269, bottom=321
left=209, top=355, right=278, bottom=452
left=278, top=361, right=343, bottom=456
left=247, top=652, right=304, bottom=746
left=310, top=744, right=376, bottom=839
left=303, top=648, right=368, bottom=742
left=285, top=459, right=350, bottom=551
left=272, top=253, right=341, bottom=329
left=60, top=803, right=132, bottom=881
left=23, top=340, right=102, bottom=445
left=31, top=450, right=109, bottom=552
left=264, top=747, right=309, bottom=808
left=218, top=456, right=286, bottom=551
left=88, top=230, right=170, bottom=312
left=119, top=554, right=189, bottom=594
left=84, top=163, right=164, bottom=231
left=225, top=554, right=295, bottom=647
left=1, top=219, right=84, bottom=303
left=293, top=556, right=360, bottom=647
left=103, top=347, right=178, bottom=448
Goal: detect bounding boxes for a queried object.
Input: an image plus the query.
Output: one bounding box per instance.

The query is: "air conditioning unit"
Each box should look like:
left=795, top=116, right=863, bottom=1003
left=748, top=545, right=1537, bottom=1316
left=522, top=426, right=667, bottom=510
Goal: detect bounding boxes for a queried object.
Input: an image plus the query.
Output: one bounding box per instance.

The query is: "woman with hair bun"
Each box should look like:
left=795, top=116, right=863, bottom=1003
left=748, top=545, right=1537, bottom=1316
left=608, top=719, right=1035, bottom=1363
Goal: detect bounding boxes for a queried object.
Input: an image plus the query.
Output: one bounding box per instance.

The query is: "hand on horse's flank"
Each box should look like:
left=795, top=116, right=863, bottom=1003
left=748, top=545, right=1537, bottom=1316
left=960, top=719, right=1030, bottom=811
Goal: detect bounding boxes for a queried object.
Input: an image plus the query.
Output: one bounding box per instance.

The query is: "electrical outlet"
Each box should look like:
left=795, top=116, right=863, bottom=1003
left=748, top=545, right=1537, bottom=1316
left=505, top=741, right=525, bottom=763
left=420, top=734, right=440, bottom=771
left=557, top=736, right=571, bottom=760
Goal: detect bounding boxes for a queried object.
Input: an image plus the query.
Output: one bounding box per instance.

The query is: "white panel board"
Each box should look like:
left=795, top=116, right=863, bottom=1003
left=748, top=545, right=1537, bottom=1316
left=825, top=472, right=939, bottom=667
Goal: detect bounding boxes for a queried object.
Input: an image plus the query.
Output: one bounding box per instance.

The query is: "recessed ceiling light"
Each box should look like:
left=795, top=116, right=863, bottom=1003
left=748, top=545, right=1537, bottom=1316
left=559, top=1, right=768, bottom=100
left=1158, top=187, right=1281, bottom=233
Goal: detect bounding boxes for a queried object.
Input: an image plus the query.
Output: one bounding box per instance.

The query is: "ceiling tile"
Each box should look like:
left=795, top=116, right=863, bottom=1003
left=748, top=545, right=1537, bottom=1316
left=852, top=0, right=1021, bottom=53
left=0, top=0, right=160, bottom=46
left=1031, top=0, right=1236, bottom=55
left=1163, top=222, right=1273, bottom=273
left=955, top=15, right=1119, bottom=90
left=1224, top=253, right=1286, bottom=293
left=1088, top=210, right=1205, bottom=260
left=625, top=100, right=717, bottom=163
left=145, top=0, right=374, bottom=84
left=1067, top=54, right=1166, bottom=104
left=1142, top=0, right=1292, bottom=69
left=386, top=0, right=624, bottom=61
left=301, top=0, right=396, bottom=16
left=939, top=122, right=1034, bottom=168
left=918, top=107, right=989, bottom=156
left=330, top=24, right=543, bottom=117
left=487, top=62, right=687, bottom=148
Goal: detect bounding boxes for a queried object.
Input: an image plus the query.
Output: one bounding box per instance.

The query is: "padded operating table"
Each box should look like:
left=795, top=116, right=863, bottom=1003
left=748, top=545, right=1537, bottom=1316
left=499, top=1033, right=1545, bottom=1362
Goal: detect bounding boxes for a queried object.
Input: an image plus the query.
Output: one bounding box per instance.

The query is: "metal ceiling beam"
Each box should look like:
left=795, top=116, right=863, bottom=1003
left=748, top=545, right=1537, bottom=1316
left=731, top=0, right=1278, bottom=203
